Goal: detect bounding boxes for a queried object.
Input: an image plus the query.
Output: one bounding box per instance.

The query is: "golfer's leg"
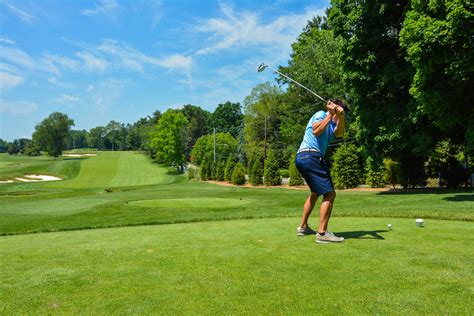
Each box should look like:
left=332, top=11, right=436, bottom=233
left=318, top=191, right=336, bottom=232
left=300, top=192, right=318, bottom=227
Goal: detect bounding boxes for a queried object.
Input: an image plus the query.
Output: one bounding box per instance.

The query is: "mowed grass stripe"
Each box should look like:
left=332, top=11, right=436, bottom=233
left=47, top=151, right=173, bottom=189
left=109, top=151, right=174, bottom=187
left=0, top=217, right=472, bottom=314
left=48, top=152, right=119, bottom=189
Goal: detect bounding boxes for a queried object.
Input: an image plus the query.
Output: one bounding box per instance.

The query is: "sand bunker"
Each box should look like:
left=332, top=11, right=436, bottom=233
left=15, top=175, right=62, bottom=182
left=0, top=180, right=14, bottom=184
left=63, top=153, right=97, bottom=157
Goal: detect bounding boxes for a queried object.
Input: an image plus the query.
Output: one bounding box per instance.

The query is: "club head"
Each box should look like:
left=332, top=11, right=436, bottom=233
left=257, top=63, right=268, bottom=73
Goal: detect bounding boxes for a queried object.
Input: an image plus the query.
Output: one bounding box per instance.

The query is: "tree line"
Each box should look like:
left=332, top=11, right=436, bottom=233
left=2, top=1, right=471, bottom=189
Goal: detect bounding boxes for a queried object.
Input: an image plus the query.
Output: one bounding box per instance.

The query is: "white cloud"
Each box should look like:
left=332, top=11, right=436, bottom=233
left=3, top=3, right=36, bottom=23
left=76, top=51, right=108, bottom=73
left=48, top=77, right=74, bottom=89
left=81, top=0, right=119, bottom=17
left=149, top=0, right=163, bottom=28
left=0, top=100, right=38, bottom=115
left=0, top=62, right=19, bottom=74
left=0, top=71, right=24, bottom=90
left=0, top=36, right=15, bottom=45
left=97, top=39, right=192, bottom=74
left=86, top=84, right=95, bottom=93
left=159, top=54, right=192, bottom=72
left=0, top=46, right=35, bottom=69
left=52, top=94, right=80, bottom=105
left=42, top=53, right=79, bottom=73
left=195, top=4, right=325, bottom=56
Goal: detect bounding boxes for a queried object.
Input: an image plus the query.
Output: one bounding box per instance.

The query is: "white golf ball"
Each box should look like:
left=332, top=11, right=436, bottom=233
left=387, top=224, right=392, bottom=229
left=416, top=218, right=424, bottom=227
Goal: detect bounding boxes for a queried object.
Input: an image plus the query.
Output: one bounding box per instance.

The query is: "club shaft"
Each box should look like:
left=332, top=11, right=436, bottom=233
left=267, top=66, right=327, bottom=102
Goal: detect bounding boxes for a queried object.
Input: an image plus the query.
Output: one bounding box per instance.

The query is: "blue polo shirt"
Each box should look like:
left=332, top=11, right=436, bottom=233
left=298, top=111, right=336, bottom=155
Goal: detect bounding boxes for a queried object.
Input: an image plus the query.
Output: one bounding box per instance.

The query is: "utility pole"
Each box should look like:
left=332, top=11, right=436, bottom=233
left=213, top=127, right=216, bottom=163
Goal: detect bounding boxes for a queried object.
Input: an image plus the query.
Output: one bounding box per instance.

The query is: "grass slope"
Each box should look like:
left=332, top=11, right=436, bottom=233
left=48, top=151, right=175, bottom=189
left=1, top=217, right=472, bottom=314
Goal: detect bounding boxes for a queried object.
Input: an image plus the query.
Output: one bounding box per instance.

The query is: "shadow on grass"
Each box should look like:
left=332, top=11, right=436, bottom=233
left=336, top=230, right=388, bottom=240
left=377, top=188, right=471, bottom=195
left=442, top=194, right=474, bottom=202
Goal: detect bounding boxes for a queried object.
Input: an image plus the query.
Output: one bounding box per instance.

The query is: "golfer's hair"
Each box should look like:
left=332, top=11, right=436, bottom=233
left=332, top=99, right=350, bottom=113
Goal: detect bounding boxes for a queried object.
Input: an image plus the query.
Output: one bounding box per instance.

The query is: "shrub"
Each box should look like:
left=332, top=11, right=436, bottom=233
left=264, top=150, right=281, bottom=186
left=224, top=156, right=236, bottom=182
left=210, top=161, right=216, bottom=180
left=250, top=154, right=264, bottom=186
left=24, top=142, right=41, bottom=156
left=187, top=167, right=197, bottom=180
left=200, top=158, right=210, bottom=181
left=332, top=143, right=362, bottom=189
left=231, top=163, right=246, bottom=185
left=289, top=153, right=304, bottom=186
left=215, top=161, right=225, bottom=181
left=365, top=165, right=386, bottom=188
left=383, top=159, right=399, bottom=189
left=279, top=169, right=290, bottom=178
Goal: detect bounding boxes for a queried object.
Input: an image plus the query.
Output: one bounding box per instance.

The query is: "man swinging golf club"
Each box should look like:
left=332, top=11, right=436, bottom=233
left=256, top=62, right=348, bottom=243
left=295, top=100, right=348, bottom=243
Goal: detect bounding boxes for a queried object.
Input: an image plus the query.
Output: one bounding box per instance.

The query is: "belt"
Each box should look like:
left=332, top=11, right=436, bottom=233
left=297, top=148, right=320, bottom=154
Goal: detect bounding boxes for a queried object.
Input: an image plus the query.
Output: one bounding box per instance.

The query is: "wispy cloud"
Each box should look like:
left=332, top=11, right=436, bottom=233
left=0, top=36, right=15, bottom=45
left=195, top=4, right=324, bottom=56
left=81, top=0, right=119, bottom=17
left=0, top=100, right=38, bottom=115
left=0, top=71, right=24, bottom=90
left=3, top=3, right=36, bottom=23
left=0, top=46, right=36, bottom=69
left=97, top=39, right=192, bottom=74
left=48, top=76, right=74, bottom=89
left=149, top=0, right=163, bottom=28
left=76, top=51, right=108, bottom=73
left=52, top=94, right=80, bottom=105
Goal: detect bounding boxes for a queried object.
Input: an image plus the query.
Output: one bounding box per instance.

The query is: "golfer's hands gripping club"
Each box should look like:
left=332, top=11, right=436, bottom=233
left=326, top=101, right=344, bottom=116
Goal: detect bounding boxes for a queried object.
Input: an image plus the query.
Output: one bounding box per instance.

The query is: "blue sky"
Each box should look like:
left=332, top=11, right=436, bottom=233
left=0, top=0, right=328, bottom=141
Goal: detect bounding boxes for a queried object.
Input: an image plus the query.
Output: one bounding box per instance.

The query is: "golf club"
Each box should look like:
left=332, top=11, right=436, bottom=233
left=257, top=62, right=327, bottom=102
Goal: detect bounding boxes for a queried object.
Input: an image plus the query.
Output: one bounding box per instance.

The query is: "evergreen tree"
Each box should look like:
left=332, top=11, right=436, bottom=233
left=231, top=163, right=246, bottom=185
left=383, top=159, right=399, bottom=189
left=200, top=158, right=209, bottom=181
left=264, top=150, right=281, bottom=186
left=224, top=156, right=236, bottom=182
left=332, top=143, right=362, bottom=189
left=365, top=163, right=386, bottom=188
left=289, top=153, right=304, bottom=186
left=216, top=160, right=225, bottom=181
left=250, top=153, right=263, bottom=186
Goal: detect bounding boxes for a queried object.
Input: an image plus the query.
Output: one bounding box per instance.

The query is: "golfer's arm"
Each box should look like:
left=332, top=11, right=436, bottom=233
left=334, top=113, right=345, bottom=138
left=312, top=115, right=333, bottom=137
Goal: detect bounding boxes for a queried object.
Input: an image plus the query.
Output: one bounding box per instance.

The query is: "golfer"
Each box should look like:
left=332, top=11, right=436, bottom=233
left=295, top=100, right=347, bottom=243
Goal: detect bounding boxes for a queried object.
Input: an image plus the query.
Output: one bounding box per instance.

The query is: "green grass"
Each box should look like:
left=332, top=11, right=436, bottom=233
left=0, top=151, right=472, bottom=314
left=1, top=217, right=473, bottom=314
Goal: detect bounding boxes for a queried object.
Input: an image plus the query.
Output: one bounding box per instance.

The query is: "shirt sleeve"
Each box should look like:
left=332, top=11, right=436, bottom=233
left=312, top=111, right=326, bottom=123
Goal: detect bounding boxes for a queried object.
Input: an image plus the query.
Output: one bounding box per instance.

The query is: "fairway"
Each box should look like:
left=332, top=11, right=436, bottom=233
left=0, top=151, right=473, bottom=314
left=50, top=151, right=176, bottom=188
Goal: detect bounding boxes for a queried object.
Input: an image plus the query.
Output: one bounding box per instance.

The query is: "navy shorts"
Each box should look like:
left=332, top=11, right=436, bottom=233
left=295, top=151, right=334, bottom=196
